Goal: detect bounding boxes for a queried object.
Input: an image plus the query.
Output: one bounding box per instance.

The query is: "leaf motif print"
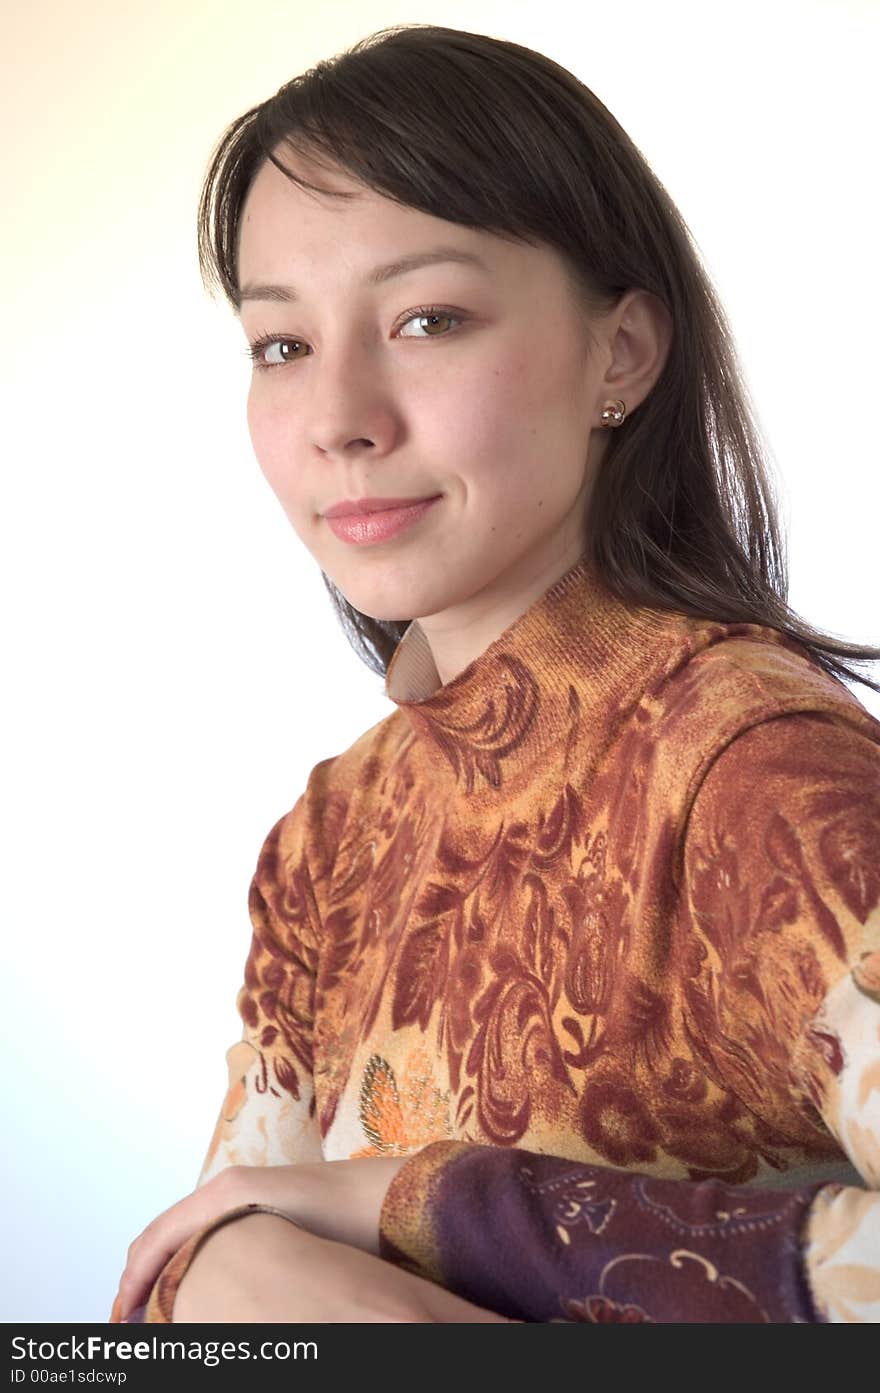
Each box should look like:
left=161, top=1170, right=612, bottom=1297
left=465, top=952, right=574, bottom=1144
left=606, top=974, right=672, bottom=1072
left=531, top=783, right=585, bottom=871
left=559, top=1015, right=605, bottom=1070
left=455, top=1084, right=475, bottom=1131
left=764, top=810, right=806, bottom=881
left=520, top=873, right=568, bottom=1009
left=816, top=793, right=880, bottom=923
left=417, top=881, right=465, bottom=918
left=320, top=905, right=360, bottom=994
left=315, top=1009, right=365, bottom=1134
left=391, top=919, right=450, bottom=1033
left=354, top=794, right=439, bottom=1041
left=686, top=826, right=743, bottom=965
left=414, top=653, right=541, bottom=793
left=443, top=944, right=485, bottom=1094
left=483, top=820, right=532, bottom=910
left=269, top=847, right=316, bottom=948
left=244, top=893, right=314, bottom=1079
left=756, top=874, right=800, bottom=934
left=763, top=811, right=845, bottom=959
left=562, top=850, right=629, bottom=1022
left=328, top=836, right=377, bottom=908
left=360, top=809, right=424, bottom=960
left=273, top=1055, right=301, bottom=1099
left=593, top=711, right=657, bottom=885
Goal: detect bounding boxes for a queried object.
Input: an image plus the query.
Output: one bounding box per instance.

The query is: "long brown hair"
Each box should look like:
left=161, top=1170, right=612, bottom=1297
left=196, top=22, right=880, bottom=696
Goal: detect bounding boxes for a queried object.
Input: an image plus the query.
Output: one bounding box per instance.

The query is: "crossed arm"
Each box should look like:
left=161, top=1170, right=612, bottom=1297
left=164, top=1191, right=514, bottom=1324
left=112, top=713, right=880, bottom=1324
left=112, top=932, right=880, bottom=1325
left=112, top=1015, right=879, bottom=1325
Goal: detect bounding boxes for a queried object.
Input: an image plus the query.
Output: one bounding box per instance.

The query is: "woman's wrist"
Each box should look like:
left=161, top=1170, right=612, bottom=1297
left=225, top=1154, right=413, bottom=1256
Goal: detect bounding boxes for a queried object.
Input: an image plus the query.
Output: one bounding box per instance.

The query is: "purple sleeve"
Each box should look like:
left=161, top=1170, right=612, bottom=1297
left=378, top=1139, right=833, bottom=1322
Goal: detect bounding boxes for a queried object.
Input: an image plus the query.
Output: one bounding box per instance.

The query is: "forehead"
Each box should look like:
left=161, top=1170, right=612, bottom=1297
left=242, top=149, right=391, bottom=222
left=236, top=148, right=560, bottom=294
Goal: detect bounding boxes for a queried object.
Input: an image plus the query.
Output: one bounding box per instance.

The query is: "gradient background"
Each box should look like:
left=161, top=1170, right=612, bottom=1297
left=3, top=0, right=878, bottom=1322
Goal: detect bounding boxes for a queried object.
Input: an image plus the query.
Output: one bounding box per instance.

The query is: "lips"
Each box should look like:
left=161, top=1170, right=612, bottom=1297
left=323, top=495, right=441, bottom=518
left=324, top=495, right=442, bottom=546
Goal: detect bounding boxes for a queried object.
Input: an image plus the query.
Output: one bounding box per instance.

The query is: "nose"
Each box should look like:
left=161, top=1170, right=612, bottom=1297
left=305, top=337, right=399, bottom=460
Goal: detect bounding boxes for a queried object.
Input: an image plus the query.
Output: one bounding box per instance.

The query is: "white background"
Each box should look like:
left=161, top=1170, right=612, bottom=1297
left=2, top=0, right=878, bottom=1321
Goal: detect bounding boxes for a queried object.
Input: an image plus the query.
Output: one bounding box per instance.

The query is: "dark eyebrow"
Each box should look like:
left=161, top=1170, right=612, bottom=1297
left=237, top=247, right=489, bottom=307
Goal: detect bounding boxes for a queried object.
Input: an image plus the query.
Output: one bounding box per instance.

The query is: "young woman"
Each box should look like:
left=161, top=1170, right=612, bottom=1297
left=112, top=23, right=880, bottom=1324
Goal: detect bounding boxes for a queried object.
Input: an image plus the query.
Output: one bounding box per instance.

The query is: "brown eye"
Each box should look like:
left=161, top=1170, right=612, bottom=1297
left=397, top=308, right=463, bottom=339
left=250, top=338, right=307, bottom=367
left=269, top=340, right=304, bottom=363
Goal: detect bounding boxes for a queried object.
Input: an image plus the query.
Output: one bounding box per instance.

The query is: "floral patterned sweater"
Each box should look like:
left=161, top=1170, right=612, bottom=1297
left=144, top=555, right=880, bottom=1322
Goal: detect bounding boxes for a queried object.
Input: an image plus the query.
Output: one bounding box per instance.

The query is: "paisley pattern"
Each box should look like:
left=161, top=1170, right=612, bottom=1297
left=146, top=554, right=880, bottom=1321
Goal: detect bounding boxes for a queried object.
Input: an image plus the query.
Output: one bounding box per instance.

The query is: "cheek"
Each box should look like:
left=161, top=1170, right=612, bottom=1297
left=441, top=345, right=580, bottom=476
left=465, top=339, right=575, bottom=428
left=434, top=354, right=534, bottom=458
left=246, top=393, right=294, bottom=490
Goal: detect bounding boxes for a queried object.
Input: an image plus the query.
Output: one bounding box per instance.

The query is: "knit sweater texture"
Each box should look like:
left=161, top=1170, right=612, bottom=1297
left=143, top=554, right=880, bottom=1322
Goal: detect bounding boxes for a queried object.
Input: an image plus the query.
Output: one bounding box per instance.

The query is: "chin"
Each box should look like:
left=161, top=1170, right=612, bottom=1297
left=315, top=566, right=405, bottom=623
left=341, top=591, right=418, bottom=625
left=329, top=567, right=454, bottom=626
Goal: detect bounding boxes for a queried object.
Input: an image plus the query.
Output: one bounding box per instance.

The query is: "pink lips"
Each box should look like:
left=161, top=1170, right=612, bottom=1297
left=324, top=495, right=442, bottom=545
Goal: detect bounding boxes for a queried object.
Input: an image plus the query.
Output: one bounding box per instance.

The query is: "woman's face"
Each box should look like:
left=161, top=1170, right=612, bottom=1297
left=237, top=147, right=615, bottom=633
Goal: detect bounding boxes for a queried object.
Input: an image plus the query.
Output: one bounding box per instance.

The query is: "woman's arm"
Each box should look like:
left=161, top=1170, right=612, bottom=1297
left=163, top=1209, right=517, bottom=1324
left=122, top=712, right=880, bottom=1324
left=134, top=968, right=876, bottom=1325
left=112, top=1154, right=413, bottom=1322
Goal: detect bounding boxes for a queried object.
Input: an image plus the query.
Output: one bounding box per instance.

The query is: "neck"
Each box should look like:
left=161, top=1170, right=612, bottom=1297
left=414, top=547, right=593, bottom=688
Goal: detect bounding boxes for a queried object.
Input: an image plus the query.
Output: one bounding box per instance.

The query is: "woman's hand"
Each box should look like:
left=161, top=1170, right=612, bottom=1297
left=111, top=1156, right=411, bottom=1323
left=172, top=1211, right=519, bottom=1323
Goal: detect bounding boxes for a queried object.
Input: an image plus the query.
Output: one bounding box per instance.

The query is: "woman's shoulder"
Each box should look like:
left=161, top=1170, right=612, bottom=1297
left=597, top=612, right=880, bottom=857
left=257, top=708, right=413, bottom=880
left=646, top=612, right=880, bottom=759
left=281, top=706, right=415, bottom=822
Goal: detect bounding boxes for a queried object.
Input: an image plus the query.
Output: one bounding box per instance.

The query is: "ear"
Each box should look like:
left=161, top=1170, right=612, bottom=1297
left=598, top=289, right=673, bottom=419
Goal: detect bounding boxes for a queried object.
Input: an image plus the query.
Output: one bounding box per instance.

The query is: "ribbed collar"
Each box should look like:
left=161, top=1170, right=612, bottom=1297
left=383, top=554, right=680, bottom=801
